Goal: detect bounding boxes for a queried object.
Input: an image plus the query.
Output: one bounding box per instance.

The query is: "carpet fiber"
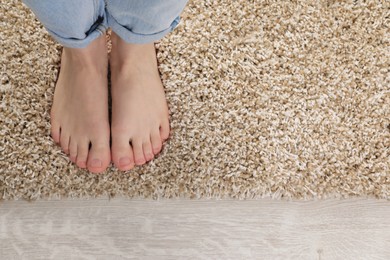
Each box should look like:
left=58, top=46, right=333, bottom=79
left=1, top=0, right=389, bottom=201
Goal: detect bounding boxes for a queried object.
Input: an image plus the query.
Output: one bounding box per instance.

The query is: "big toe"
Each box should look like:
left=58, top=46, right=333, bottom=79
left=112, top=137, right=135, bottom=171
left=87, top=140, right=111, bottom=174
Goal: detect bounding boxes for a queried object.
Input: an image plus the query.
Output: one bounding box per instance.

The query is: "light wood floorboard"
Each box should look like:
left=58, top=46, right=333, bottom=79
left=0, top=197, right=389, bottom=259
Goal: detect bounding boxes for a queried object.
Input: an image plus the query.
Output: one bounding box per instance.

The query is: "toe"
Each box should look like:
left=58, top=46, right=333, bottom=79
left=160, top=119, right=170, bottom=141
left=143, top=140, right=154, bottom=162
left=76, top=140, right=89, bottom=169
left=87, top=139, right=111, bottom=174
left=150, top=129, right=162, bottom=155
left=51, top=122, right=61, bottom=144
left=112, top=136, right=135, bottom=171
left=60, top=129, right=70, bottom=155
left=69, top=137, right=78, bottom=163
left=132, top=139, right=146, bottom=165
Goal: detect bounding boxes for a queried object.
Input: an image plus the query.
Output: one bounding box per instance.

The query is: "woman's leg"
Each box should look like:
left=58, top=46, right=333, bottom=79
left=106, top=0, right=188, bottom=170
left=22, top=0, right=112, bottom=173
left=106, top=0, right=188, bottom=44
left=22, top=0, right=108, bottom=48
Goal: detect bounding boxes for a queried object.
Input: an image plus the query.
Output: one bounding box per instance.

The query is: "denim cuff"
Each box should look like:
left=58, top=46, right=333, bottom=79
left=108, top=14, right=181, bottom=44
left=47, top=15, right=108, bottom=49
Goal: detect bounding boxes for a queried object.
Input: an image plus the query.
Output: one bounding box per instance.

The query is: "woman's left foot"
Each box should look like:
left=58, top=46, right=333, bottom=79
left=110, top=32, right=170, bottom=171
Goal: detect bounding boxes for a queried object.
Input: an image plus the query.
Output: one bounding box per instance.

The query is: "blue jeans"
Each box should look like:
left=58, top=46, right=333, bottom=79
left=22, top=0, right=189, bottom=48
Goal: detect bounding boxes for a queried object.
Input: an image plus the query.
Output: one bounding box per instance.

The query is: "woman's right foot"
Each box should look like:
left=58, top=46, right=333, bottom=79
left=109, top=32, right=170, bottom=171
left=50, top=34, right=111, bottom=173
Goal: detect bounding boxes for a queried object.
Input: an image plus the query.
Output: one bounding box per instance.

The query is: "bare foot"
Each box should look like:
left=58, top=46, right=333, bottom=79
left=50, top=34, right=111, bottom=173
left=110, top=32, right=170, bottom=171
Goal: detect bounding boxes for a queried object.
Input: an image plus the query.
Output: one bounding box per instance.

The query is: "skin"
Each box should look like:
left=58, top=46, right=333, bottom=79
left=51, top=32, right=170, bottom=173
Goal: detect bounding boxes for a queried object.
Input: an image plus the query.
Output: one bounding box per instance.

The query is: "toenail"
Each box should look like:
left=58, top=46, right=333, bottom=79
left=135, top=158, right=146, bottom=165
left=119, top=157, right=132, bottom=167
left=78, top=161, right=87, bottom=168
left=90, top=159, right=102, bottom=168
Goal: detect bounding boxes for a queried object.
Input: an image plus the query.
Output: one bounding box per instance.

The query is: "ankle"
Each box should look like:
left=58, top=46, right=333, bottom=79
left=110, top=37, right=158, bottom=71
left=63, top=35, right=108, bottom=70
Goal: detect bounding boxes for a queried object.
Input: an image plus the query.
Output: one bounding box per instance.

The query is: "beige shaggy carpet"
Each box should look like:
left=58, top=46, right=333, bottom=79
left=0, top=0, right=389, bottom=201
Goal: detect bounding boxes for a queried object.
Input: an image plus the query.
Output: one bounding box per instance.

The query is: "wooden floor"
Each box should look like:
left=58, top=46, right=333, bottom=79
left=0, top=197, right=389, bottom=259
